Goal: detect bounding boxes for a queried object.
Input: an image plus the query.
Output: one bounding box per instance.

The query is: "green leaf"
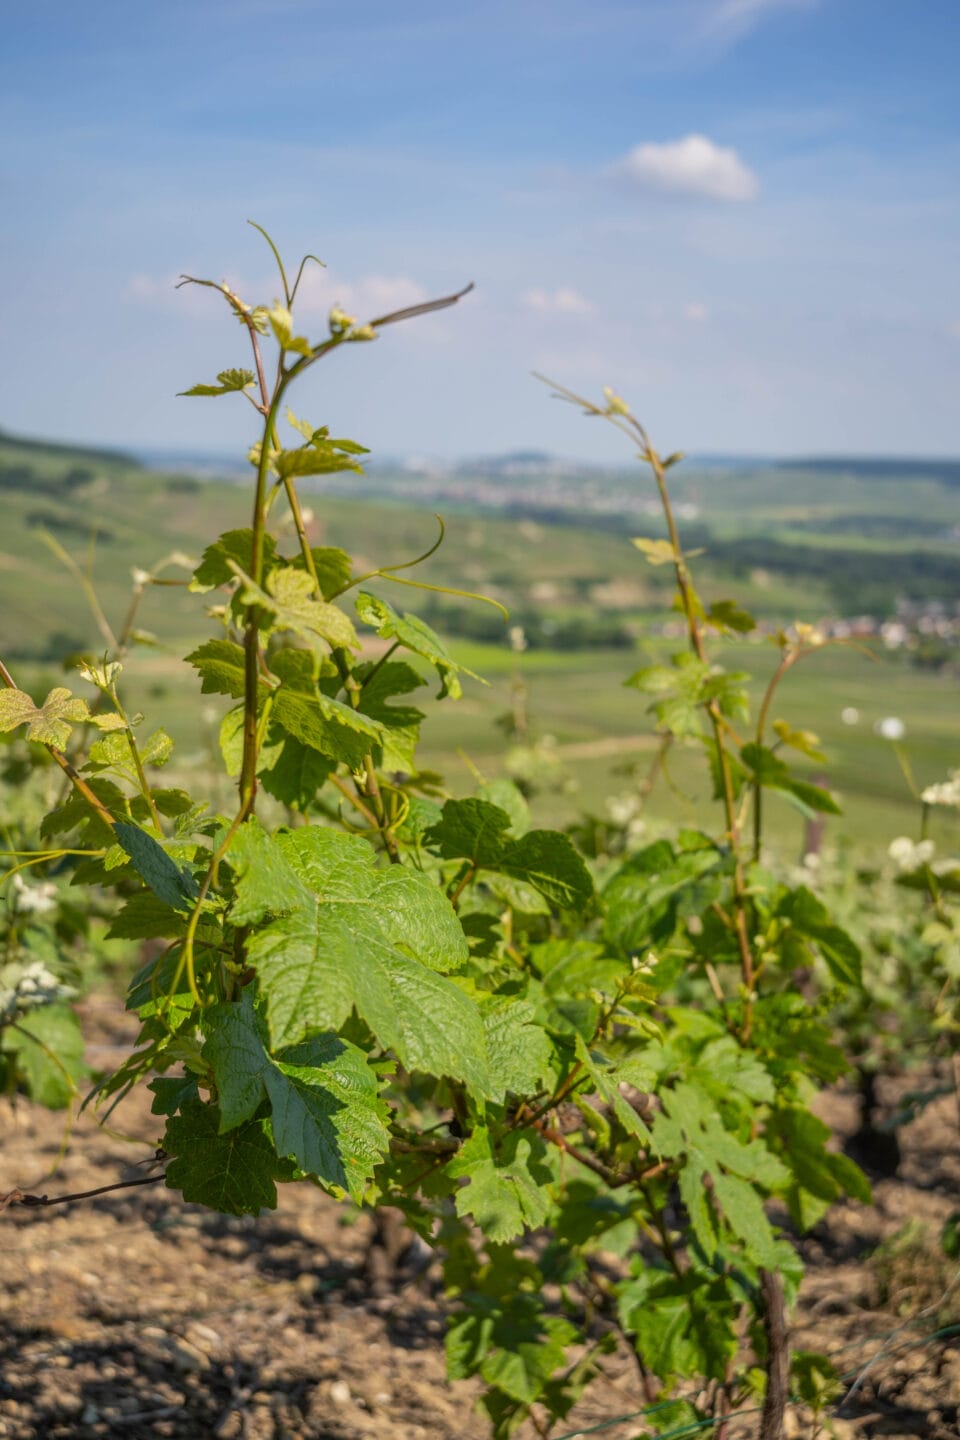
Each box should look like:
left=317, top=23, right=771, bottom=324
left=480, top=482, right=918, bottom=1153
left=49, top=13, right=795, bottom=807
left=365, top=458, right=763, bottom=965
left=163, top=1098, right=288, bottom=1215
left=475, top=779, right=530, bottom=836
left=271, top=681, right=381, bottom=769
left=425, top=798, right=514, bottom=867
left=185, top=639, right=250, bottom=699
left=178, top=368, right=256, bottom=398
left=741, top=744, right=840, bottom=818
left=356, top=592, right=480, bottom=699
left=202, top=994, right=390, bottom=1201
left=107, top=892, right=196, bottom=940
left=766, top=1105, right=870, bottom=1229
left=113, top=822, right=199, bottom=911
left=0, top=686, right=89, bottom=748
left=267, top=303, right=313, bottom=358
left=425, top=799, right=592, bottom=912
left=290, top=545, right=353, bottom=600
left=191, top=529, right=277, bottom=593
left=258, top=731, right=334, bottom=810
left=2, top=1005, right=86, bottom=1108
left=228, top=825, right=488, bottom=1090
left=778, top=887, right=862, bottom=985
left=631, top=537, right=678, bottom=566
left=273, top=444, right=364, bottom=480
left=354, top=661, right=425, bottom=774
left=447, top=1126, right=555, bottom=1242
left=618, top=1266, right=738, bottom=1381
left=232, top=563, right=358, bottom=649
left=481, top=997, right=554, bottom=1103
left=651, top=1081, right=788, bottom=1265
left=707, top=599, right=756, bottom=634
left=499, top=831, right=594, bottom=913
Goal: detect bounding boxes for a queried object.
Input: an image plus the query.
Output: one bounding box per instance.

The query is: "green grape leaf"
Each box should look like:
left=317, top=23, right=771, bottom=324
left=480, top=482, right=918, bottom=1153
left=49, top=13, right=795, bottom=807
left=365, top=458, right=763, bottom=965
left=163, top=1098, right=289, bottom=1215
left=191, top=529, right=277, bottom=593
left=499, top=831, right=594, bottom=912
left=0, top=687, right=89, bottom=749
left=651, top=1081, right=788, bottom=1265
left=446, top=1126, right=555, bottom=1243
left=202, top=994, right=390, bottom=1201
left=107, top=892, right=195, bottom=940
left=425, top=798, right=514, bottom=867
left=185, top=639, right=250, bottom=699
left=766, top=1105, right=870, bottom=1229
left=481, top=997, right=554, bottom=1103
left=231, top=562, right=358, bottom=650
left=631, top=537, right=678, bottom=566
left=777, top=887, right=862, bottom=985
left=273, top=444, right=365, bottom=480
left=266, top=303, right=313, bottom=358
left=575, top=1037, right=655, bottom=1143
left=258, top=730, right=334, bottom=810
left=475, top=778, right=530, bottom=835
left=706, top=599, right=756, bottom=634
left=741, top=744, right=841, bottom=818
left=355, top=592, right=480, bottom=699
left=354, top=661, right=425, bottom=774
left=228, top=825, right=488, bottom=1090
left=618, top=1265, right=739, bottom=1381
left=290, top=545, right=354, bottom=600
left=265, top=645, right=381, bottom=766
left=113, top=823, right=200, bottom=911
left=480, top=1312, right=578, bottom=1407
left=178, top=368, right=256, bottom=398
left=1, top=1004, right=86, bottom=1108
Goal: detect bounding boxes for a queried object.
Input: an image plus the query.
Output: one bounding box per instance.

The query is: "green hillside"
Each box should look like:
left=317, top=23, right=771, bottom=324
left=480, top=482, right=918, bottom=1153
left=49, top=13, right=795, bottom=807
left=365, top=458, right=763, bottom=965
left=0, top=432, right=956, bottom=848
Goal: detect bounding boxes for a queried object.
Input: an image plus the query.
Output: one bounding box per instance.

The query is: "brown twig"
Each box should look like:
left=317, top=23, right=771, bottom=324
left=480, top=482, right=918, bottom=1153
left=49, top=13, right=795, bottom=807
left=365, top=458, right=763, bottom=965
left=1, top=1170, right=166, bottom=1212
left=759, top=1267, right=789, bottom=1440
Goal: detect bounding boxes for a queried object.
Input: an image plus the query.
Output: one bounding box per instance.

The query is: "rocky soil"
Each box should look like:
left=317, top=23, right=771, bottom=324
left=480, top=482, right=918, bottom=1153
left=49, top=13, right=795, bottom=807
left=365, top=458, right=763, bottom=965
left=1, top=996, right=957, bottom=1440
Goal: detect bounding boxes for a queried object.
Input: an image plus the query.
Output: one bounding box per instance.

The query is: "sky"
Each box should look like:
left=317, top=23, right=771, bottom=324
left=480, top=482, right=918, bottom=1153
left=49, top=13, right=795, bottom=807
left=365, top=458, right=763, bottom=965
left=2, top=0, right=959, bottom=463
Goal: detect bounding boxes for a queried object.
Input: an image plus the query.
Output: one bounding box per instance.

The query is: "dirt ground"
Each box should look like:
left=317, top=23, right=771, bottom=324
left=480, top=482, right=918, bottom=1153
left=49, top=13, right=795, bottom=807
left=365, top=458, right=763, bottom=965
left=1, top=996, right=958, bottom=1440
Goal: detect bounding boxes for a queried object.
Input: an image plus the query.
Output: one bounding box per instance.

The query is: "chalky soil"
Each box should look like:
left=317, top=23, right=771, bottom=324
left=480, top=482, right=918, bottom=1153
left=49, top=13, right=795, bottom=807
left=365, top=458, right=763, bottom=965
left=1, top=999, right=957, bottom=1440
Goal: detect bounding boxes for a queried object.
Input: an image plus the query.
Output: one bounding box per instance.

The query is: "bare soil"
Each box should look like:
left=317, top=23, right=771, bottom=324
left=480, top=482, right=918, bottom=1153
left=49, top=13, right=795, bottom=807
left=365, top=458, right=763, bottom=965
left=1, top=997, right=958, bottom=1440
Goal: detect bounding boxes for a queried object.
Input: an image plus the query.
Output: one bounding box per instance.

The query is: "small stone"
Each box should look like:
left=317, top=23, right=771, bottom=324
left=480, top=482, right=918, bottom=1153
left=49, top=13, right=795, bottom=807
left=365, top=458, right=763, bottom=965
left=186, top=1321, right=221, bottom=1351
left=164, top=1337, right=210, bottom=1374
left=81, top=1404, right=100, bottom=1425
left=329, top=1380, right=351, bottom=1406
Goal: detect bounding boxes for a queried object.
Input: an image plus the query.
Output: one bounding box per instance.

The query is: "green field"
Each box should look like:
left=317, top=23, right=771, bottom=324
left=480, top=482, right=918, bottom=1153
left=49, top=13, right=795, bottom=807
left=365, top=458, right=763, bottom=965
left=0, top=431, right=957, bottom=852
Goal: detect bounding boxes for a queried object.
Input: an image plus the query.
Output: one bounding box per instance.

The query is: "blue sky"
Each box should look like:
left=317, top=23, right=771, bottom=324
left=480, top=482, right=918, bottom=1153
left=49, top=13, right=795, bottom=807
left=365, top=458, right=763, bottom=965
left=3, top=0, right=959, bottom=462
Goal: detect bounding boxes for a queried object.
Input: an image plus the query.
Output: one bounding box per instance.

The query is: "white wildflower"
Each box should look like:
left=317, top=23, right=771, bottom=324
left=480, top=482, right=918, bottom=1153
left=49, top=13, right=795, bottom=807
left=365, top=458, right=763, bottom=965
left=888, top=835, right=935, bottom=872
left=875, top=716, right=906, bottom=741
left=840, top=707, right=860, bottom=726
left=921, top=770, right=960, bottom=809
left=10, top=873, right=57, bottom=915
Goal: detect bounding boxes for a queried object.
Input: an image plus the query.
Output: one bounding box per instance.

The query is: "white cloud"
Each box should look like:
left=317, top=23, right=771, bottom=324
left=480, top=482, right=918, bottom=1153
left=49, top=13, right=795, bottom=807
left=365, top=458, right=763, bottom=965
left=609, top=134, right=760, bottom=202
left=684, top=302, right=709, bottom=322
left=294, top=269, right=428, bottom=320
left=521, top=287, right=593, bottom=316
left=699, top=0, right=818, bottom=44
left=124, top=272, right=183, bottom=304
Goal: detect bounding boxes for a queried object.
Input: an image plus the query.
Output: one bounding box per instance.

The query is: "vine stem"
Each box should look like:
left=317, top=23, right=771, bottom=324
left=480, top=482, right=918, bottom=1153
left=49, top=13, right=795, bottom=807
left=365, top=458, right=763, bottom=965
left=644, top=444, right=757, bottom=1027
left=537, top=376, right=759, bottom=1035
left=752, top=648, right=800, bottom=863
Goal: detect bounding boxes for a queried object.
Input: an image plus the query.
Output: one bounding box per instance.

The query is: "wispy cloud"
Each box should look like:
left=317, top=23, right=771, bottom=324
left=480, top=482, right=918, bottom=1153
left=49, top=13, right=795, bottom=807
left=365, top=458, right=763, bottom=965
left=608, top=134, right=760, bottom=202
left=698, top=0, right=819, bottom=44
left=295, top=270, right=428, bottom=320
left=521, top=287, right=593, bottom=316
